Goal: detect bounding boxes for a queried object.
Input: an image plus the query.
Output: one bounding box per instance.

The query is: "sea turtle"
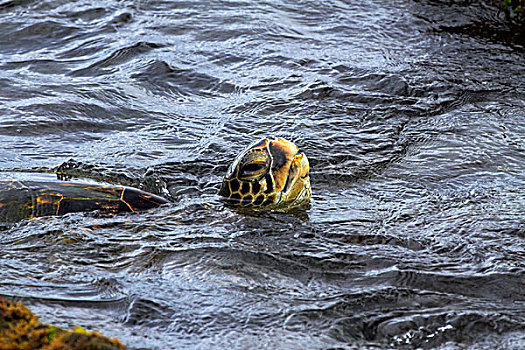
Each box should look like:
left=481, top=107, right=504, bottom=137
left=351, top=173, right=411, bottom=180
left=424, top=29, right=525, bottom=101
left=0, top=173, right=169, bottom=223
left=218, top=136, right=311, bottom=211
left=0, top=137, right=311, bottom=223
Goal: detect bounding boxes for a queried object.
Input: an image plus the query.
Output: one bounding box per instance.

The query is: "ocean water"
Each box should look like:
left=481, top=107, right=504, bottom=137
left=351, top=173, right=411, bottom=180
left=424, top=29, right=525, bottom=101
left=0, top=0, right=524, bottom=349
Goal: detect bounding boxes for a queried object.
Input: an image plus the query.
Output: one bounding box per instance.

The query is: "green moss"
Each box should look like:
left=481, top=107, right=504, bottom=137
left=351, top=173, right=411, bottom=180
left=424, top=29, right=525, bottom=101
left=72, top=326, right=88, bottom=335
left=501, top=0, right=525, bottom=22
left=0, top=297, right=126, bottom=350
left=47, top=326, right=58, bottom=343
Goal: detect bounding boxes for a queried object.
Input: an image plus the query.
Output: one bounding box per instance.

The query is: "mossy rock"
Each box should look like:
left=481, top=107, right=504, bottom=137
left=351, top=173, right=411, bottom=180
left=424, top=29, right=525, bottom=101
left=501, top=0, right=525, bottom=23
left=0, top=297, right=126, bottom=350
left=486, top=0, right=525, bottom=24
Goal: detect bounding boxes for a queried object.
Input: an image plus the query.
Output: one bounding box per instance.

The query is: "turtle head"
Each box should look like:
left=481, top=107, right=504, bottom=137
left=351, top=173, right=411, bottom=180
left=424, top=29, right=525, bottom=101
left=219, top=137, right=311, bottom=211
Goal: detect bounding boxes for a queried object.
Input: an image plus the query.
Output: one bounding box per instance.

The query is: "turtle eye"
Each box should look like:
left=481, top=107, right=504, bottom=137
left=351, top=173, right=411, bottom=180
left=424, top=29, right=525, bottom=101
left=240, top=162, right=267, bottom=179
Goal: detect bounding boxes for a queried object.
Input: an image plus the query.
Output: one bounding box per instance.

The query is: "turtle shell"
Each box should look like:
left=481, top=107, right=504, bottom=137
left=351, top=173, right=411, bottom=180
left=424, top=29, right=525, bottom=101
left=0, top=173, right=169, bottom=223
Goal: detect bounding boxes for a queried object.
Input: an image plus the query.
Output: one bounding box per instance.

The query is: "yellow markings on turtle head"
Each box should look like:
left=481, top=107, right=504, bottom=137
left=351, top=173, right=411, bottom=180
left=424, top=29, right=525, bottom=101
left=220, top=136, right=311, bottom=211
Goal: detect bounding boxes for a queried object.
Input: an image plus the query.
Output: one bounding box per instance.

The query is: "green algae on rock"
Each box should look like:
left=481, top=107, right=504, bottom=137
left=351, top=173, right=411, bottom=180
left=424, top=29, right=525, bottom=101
left=501, top=0, right=525, bottom=23
left=0, top=297, right=126, bottom=350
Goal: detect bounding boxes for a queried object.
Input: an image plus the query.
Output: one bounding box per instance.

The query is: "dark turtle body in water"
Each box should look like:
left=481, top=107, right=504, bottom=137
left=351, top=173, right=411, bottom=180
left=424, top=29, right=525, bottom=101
left=0, top=137, right=310, bottom=223
left=0, top=173, right=169, bottom=223
left=219, top=136, right=311, bottom=211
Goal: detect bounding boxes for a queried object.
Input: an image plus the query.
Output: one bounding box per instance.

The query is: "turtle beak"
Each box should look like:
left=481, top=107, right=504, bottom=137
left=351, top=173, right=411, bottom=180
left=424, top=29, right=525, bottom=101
left=297, top=152, right=309, bottom=179
left=282, top=151, right=310, bottom=196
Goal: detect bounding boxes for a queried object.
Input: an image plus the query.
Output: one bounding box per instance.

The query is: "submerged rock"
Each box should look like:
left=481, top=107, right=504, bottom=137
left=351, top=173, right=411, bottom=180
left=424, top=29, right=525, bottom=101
left=0, top=297, right=126, bottom=350
left=415, top=0, right=525, bottom=47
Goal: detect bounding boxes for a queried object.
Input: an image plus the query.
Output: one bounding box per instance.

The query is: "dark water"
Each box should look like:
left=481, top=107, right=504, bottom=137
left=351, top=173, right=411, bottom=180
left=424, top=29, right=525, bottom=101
left=1, top=0, right=524, bottom=349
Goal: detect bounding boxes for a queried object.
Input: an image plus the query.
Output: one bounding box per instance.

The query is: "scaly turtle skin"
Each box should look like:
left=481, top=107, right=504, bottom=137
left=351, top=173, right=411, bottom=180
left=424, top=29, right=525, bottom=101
left=0, top=173, right=169, bottom=223
left=219, top=137, right=311, bottom=211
